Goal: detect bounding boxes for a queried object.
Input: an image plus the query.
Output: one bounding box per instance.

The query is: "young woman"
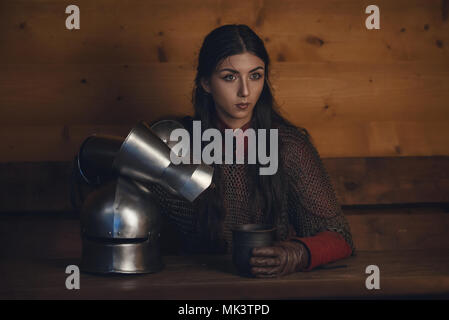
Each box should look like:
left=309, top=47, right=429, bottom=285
left=151, top=24, right=355, bottom=278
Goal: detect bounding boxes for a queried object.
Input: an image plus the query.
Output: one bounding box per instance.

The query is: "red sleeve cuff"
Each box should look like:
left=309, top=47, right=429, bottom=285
left=291, top=231, right=352, bottom=271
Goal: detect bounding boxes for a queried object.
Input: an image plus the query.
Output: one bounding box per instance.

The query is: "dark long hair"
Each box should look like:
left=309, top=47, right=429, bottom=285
left=190, top=24, right=308, bottom=250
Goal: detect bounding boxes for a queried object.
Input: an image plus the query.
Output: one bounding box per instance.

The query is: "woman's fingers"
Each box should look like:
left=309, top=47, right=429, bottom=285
left=249, top=257, right=281, bottom=267
left=251, top=266, right=281, bottom=277
left=254, top=273, right=279, bottom=279
left=250, top=246, right=289, bottom=277
left=252, top=246, right=281, bottom=257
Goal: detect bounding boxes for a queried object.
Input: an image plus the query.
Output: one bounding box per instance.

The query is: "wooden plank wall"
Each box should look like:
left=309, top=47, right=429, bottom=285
left=0, top=0, right=448, bottom=162
left=1, top=157, right=448, bottom=212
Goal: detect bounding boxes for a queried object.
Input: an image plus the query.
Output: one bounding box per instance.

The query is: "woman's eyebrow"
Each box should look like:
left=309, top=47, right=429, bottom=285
left=218, top=66, right=264, bottom=73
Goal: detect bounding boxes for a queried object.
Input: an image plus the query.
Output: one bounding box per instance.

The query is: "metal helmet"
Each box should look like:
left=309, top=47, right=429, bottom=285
left=78, top=119, right=214, bottom=274
left=80, top=177, right=163, bottom=274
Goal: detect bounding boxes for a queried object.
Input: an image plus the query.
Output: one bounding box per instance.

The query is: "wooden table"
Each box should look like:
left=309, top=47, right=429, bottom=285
left=1, top=250, right=449, bottom=299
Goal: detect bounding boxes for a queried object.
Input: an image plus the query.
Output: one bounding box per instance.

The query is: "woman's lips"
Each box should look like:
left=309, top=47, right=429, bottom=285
left=235, top=103, right=249, bottom=109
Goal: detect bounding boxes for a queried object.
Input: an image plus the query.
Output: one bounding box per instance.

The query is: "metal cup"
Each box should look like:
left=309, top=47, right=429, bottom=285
left=231, top=224, right=277, bottom=277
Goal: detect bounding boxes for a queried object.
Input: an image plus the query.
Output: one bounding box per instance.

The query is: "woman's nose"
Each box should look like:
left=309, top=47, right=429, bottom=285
left=238, top=78, right=249, bottom=97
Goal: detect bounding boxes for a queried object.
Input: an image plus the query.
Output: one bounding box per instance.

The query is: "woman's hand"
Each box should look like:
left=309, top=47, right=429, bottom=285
left=250, top=241, right=309, bottom=278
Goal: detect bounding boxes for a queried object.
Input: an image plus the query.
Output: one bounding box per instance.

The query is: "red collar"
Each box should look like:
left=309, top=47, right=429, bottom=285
left=214, top=116, right=252, bottom=157
left=215, top=116, right=253, bottom=132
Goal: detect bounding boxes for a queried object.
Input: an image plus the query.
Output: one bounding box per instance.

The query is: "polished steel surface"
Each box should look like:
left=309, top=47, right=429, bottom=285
left=77, top=134, right=124, bottom=185
left=113, top=121, right=171, bottom=183
left=113, top=120, right=214, bottom=202
left=81, top=236, right=164, bottom=274
left=80, top=176, right=163, bottom=273
left=150, top=119, right=184, bottom=152
left=161, top=162, right=214, bottom=202
left=79, top=119, right=214, bottom=274
left=80, top=177, right=161, bottom=239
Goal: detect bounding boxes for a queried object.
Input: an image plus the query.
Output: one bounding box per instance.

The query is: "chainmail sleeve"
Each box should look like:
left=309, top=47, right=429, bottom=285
left=145, top=181, right=205, bottom=253
left=279, top=125, right=355, bottom=255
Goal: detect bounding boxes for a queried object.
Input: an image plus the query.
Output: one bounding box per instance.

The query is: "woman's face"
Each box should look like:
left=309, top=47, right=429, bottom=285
left=201, top=52, right=265, bottom=129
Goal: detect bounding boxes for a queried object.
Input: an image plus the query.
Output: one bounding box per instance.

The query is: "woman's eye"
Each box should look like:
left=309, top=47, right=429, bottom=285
left=251, top=73, right=263, bottom=80
left=223, top=73, right=263, bottom=81
left=223, top=74, right=236, bottom=81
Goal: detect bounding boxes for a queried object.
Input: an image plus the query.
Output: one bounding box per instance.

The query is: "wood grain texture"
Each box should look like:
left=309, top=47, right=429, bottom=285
left=345, top=206, right=449, bottom=251
left=1, top=62, right=448, bottom=160
left=1, top=158, right=447, bottom=212
left=1, top=62, right=448, bottom=126
left=327, top=156, right=449, bottom=205
left=0, top=0, right=448, bottom=64
left=1, top=207, right=449, bottom=258
left=0, top=125, right=131, bottom=162
left=1, top=250, right=448, bottom=299
left=1, top=120, right=448, bottom=162
left=0, top=1, right=448, bottom=160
